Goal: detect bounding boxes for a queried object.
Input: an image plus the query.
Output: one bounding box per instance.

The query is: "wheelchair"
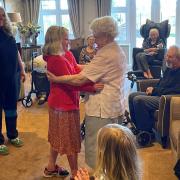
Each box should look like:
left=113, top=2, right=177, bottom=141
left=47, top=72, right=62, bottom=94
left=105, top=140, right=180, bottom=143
left=122, top=110, right=153, bottom=147
left=128, top=19, right=171, bottom=88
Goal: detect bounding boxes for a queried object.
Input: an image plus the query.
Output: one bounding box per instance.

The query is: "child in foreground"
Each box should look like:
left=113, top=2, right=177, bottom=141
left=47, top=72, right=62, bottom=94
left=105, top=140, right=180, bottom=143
left=75, top=124, right=141, bottom=180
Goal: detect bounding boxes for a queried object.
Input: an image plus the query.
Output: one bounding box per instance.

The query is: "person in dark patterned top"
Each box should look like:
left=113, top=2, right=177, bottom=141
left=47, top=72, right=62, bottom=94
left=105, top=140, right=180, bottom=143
left=79, top=35, right=97, bottom=64
left=136, top=28, right=165, bottom=79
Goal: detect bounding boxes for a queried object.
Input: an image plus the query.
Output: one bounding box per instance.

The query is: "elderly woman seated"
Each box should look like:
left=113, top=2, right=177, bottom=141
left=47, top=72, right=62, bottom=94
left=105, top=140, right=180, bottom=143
left=79, top=35, right=97, bottom=64
left=136, top=28, right=165, bottom=79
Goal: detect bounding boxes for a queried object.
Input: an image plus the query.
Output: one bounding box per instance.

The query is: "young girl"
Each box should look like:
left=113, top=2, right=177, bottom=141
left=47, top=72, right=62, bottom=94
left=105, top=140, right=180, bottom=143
left=42, top=26, right=103, bottom=179
left=75, top=124, right=141, bottom=180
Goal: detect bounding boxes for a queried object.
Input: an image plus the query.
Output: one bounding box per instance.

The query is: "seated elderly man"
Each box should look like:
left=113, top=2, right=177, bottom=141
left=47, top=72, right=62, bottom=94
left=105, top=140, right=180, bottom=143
left=129, top=45, right=180, bottom=134
left=136, top=28, right=165, bottom=79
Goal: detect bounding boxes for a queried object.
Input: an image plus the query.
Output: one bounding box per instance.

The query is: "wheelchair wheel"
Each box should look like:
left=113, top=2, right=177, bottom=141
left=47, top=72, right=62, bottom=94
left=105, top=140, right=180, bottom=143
left=22, top=96, right=33, bottom=108
left=137, top=131, right=151, bottom=147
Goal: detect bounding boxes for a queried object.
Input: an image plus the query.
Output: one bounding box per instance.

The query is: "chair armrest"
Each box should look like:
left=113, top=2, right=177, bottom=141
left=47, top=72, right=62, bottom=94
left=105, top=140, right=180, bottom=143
left=136, top=79, right=160, bottom=92
left=156, top=48, right=166, bottom=60
left=157, top=95, right=180, bottom=137
left=170, top=97, right=180, bottom=159
left=178, top=132, right=180, bottom=159
left=170, top=97, right=180, bottom=121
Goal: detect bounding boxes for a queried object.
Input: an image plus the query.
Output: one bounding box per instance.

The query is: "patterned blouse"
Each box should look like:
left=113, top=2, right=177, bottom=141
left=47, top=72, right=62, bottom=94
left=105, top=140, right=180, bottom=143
left=79, top=47, right=97, bottom=64
left=142, top=37, right=165, bottom=49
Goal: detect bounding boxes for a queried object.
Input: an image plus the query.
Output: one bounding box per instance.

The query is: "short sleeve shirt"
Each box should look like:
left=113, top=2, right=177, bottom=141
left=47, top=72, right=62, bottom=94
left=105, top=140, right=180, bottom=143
left=80, top=41, right=127, bottom=118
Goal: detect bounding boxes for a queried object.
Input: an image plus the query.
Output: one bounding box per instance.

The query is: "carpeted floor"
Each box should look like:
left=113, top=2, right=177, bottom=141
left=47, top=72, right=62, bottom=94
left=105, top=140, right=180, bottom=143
left=0, top=74, right=178, bottom=180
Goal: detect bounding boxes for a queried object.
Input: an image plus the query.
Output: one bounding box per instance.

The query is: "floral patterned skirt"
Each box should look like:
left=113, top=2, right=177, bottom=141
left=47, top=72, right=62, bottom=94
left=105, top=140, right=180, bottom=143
left=48, top=108, right=81, bottom=155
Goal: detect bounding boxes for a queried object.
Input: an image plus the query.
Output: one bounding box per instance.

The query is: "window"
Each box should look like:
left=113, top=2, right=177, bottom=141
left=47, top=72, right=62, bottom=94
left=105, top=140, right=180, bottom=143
left=160, top=0, right=176, bottom=47
left=38, top=0, right=73, bottom=44
left=136, top=0, right=151, bottom=47
left=111, top=0, right=128, bottom=43
left=0, top=0, right=4, bottom=7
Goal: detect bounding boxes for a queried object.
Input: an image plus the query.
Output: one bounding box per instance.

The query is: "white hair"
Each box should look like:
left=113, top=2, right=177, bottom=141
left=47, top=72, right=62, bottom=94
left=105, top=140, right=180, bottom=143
left=89, top=16, right=118, bottom=39
left=169, top=45, right=180, bottom=60
left=149, top=28, right=159, bottom=36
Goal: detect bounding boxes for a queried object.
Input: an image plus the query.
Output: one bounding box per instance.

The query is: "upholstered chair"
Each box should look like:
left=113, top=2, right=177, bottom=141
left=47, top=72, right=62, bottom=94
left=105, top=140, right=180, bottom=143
left=170, top=97, right=180, bottom=161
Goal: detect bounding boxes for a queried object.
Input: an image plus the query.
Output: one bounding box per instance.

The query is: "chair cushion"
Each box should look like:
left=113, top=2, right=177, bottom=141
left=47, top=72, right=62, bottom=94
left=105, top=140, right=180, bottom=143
left=170, top=120, right=180, bottom=151
left=141, top=19, right=169, bottom=40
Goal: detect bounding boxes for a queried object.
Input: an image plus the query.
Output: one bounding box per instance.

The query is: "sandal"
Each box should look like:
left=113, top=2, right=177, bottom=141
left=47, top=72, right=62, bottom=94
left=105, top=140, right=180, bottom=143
left=43, top=164, right=69, bottom=178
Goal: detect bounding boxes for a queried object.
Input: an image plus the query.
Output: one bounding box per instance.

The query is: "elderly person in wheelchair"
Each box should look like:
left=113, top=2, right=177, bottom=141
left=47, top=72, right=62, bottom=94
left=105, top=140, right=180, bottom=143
left=136, top=28, right=165, bottom=79
left=128, top=45, right=180, bottom=138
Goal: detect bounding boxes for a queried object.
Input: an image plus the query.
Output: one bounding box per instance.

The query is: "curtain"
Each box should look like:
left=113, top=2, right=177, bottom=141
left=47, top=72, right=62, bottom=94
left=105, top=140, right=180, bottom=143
left=23, top=0, right=40, bottom=24
left=67, top=0, right=84, bottom=38
left=151, top=0, right=160, bottom=22
left=176, top=0, right=180, bottom=46
left=96, top=0, right=112, bottom=17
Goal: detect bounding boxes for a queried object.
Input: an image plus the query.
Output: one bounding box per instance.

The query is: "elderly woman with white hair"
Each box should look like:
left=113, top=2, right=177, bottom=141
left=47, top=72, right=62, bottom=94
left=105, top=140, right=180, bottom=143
left=136, top=28, right=165, bottom=79
left=47, top=16, right=127, bottom=168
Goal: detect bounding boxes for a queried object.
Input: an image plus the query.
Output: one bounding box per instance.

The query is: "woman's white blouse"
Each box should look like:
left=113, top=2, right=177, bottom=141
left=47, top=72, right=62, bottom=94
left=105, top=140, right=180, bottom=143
left=80, top=41, right=127, bottom=118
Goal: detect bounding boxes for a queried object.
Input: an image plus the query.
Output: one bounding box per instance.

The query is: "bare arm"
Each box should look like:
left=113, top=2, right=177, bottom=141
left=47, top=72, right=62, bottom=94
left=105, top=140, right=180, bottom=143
left=47, top=70, right=91, bottom=86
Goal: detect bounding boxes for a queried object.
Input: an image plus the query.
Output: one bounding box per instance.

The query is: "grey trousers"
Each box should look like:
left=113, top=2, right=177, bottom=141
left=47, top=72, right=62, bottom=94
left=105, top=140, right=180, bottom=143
left=128, top=92, right=160, bottom=131
left=136, top=52, right=156, bottom=72
left=85, top=115, right=124, bottom=169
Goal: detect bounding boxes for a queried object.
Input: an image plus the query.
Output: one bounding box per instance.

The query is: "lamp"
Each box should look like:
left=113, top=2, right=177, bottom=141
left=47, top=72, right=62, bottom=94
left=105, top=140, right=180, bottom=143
left=7, top=12, right=22, bottom=42
left=7, top=12, right=22, bottom=23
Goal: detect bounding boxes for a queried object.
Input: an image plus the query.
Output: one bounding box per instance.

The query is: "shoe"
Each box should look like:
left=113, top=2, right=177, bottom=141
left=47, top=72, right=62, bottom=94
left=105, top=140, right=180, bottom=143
left=0, top=145, right=9, bottom=155
left=38, top=94, right=47, bottom=105
left=43, top=164, right=69, bottom=178
left=9, top=137, right=24, bottom=147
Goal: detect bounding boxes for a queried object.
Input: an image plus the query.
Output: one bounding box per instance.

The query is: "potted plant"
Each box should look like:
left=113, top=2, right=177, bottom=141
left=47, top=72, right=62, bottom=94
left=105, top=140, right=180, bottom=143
left=17, top=22, right=41, bottom=46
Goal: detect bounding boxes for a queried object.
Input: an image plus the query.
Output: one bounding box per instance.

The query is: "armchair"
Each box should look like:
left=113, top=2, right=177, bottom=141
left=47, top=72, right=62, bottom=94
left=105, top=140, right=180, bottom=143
left=128, top=19, right=171, bottom=87
left=137, top=79, right=180, bottom=148
left=69, top=38, right=85, bottom=63
left=170, top=97, right=180, bottom=161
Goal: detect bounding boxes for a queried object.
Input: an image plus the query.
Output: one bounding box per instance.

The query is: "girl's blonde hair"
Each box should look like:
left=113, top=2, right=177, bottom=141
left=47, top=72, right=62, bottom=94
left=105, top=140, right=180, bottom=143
left=0, top=6, right=13, bottom=36
left=95, top=124, right=141, bottom=180
left=42, top=26, right=68, bottom=56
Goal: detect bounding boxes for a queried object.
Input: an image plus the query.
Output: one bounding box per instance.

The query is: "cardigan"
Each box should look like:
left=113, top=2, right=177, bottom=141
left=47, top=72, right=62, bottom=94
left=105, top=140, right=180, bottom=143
left=44, top=51, right=95, bottom=110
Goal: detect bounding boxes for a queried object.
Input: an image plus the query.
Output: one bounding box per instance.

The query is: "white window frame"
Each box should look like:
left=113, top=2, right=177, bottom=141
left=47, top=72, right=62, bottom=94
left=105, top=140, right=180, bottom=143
left=112, top=0, right=180, bottom=66
left=38, top=0, right=73, bottom=44
left=111, top=0, right=129, bottom=44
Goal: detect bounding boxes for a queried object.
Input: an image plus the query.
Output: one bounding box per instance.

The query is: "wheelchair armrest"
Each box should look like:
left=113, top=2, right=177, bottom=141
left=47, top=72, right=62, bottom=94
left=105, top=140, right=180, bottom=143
left=156, top=48, right=166, bottom=60
left=156, top=94, right=180, bottom=138
left=136, top=79, right=160, bottom=92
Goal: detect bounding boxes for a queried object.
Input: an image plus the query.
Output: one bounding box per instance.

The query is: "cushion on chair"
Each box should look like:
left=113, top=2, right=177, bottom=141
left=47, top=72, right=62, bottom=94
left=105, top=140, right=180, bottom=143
left=141, top=19, right=169, bottom=41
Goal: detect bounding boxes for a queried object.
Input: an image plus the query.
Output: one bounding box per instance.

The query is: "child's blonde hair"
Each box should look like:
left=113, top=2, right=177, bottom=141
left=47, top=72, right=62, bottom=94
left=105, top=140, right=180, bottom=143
left=42, top=26, right=68, bottom=56
left=95, top=124, right=141, bottom=180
